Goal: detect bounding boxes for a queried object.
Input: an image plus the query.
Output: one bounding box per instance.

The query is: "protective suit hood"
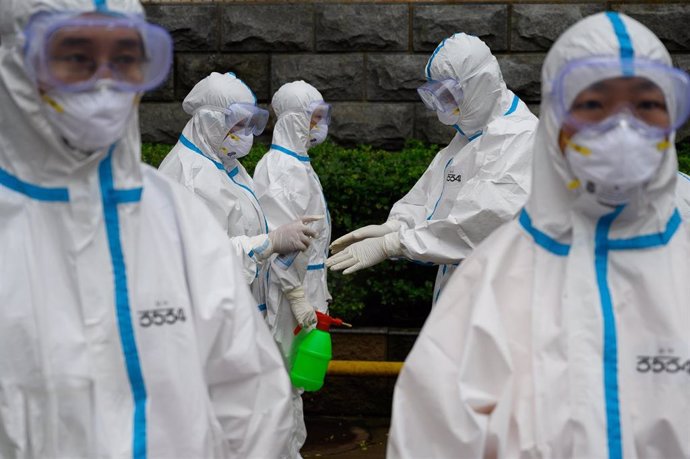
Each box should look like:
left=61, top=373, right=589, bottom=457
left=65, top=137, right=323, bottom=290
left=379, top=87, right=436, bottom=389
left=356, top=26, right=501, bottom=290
left=526, top=12, right=678, bottom=240
left=425, top=33, right=512, bottom=137
left=180, top=72, right=256, bottom=169
left=271, top=80, right=324, bottom=155
left=0, top=0, right=144, bottom=187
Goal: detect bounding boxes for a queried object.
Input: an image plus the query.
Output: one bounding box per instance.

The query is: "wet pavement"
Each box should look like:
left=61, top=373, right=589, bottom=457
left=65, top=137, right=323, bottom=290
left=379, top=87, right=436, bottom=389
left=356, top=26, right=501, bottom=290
left=302, top=416, right=390, bottom=458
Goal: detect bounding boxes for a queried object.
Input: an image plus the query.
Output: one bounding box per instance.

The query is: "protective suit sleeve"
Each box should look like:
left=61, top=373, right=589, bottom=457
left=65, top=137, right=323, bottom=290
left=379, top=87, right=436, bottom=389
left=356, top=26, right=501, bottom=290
left=256, top=161, right=314, bottom=293
left=388, top=243, right=512, bottom=458
left=162, top=158, right=266, bottom=285
left=229, top=234, right=270, bottom=284
left=176, top=190, right=292, bottom=458
left=387, top=151, right=448, bottom=229
left=398, top=137, right=531, bottom=265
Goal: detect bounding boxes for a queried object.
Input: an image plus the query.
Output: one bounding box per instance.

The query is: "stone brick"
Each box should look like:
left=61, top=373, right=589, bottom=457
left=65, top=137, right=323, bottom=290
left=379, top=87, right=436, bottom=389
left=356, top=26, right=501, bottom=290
left=329, top=102, right=414, bottom=150
left=512, top=4, right=605, bottom=52
left=412, top=5, right=508, bottom=53
left=674, top=54, right=690, bottom=76
left=496, top=54, right=545, bottom=103
left=413, top=104, right=455, bottom=147
left=366, top=54, right=428, bottom=101
left=176, top=54, right=270, bottom=102
left=144, top=4, right=218, bottom=52
left=527, top=104, right=541, bottom=119
left=673, top=56, right=690, bottom=142
left=271, top=54, right=364, bottom=101
left=142, top=70, right=175, bottom=102
left=139, top=102, right=190, bottom=145
left=315, top=4, right=408, bottom=52
left=221, top=5, right=313, bottom=52
left=672, top=54, right=690, bottom=141
left=613, top=4, right=690, bottom=52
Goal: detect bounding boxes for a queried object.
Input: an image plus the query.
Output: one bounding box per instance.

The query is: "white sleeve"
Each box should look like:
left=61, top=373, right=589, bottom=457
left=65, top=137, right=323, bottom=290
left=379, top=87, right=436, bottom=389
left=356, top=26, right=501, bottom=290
left=255, top=162, right=312, bottom=293
left=179, top=196, right=292, bottom=458
left=388, top=248, right=512, bottom=458
left=399, top=130, right=532, bottom=265
left=387, top=152, right=446, bottom=230
left=229, top=234, right=271, bottom=285
left=174, top=163, right=269, bottom=287
left=398, top=170, right=529, bottom=264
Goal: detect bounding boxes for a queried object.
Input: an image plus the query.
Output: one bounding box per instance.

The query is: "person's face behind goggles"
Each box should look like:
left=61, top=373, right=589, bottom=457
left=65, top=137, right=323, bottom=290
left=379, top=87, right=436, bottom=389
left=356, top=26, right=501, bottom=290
left=216, top=103, right=269, bottom=163
left=554, top=57, right=690, bottom=140
left=553, top=57, right=690, bottom=205
left=417, top=79, right=464, bottom=113
left=308, top=101, right=331, bottom=147
left=24, top=12, right=173, bottom=93
left=222, top=103, right=269, bottom=136
left=309, top=101, right=332, bottom=129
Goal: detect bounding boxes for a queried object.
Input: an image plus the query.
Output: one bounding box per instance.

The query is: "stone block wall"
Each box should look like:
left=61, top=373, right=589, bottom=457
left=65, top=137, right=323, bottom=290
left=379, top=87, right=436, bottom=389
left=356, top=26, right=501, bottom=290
left=140, top=1, right=690, bottom=149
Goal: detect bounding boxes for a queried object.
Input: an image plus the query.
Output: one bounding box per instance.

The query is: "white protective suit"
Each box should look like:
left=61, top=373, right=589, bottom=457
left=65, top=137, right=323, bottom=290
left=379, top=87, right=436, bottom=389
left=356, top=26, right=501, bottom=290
left=389, top=12, right=690, bottom=459
left=254, top=81, right=332, bottom=358
left=676, top=171, right=690, bottom=220
left=253, top=81, right=332, bottom=458
left=331, top=34, right=538, bottom=304
left=158, top=72, right=270, bottom=312
left=0, top=1, right=292, bottom=458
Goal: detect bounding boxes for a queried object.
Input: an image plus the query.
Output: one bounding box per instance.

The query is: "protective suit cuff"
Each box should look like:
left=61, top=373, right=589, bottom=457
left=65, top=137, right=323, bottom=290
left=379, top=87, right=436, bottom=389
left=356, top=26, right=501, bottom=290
left=248, top=235, right=273, bottom=261
left=384, top=220, right=404, bottom=232
left=284, top=285, right=306, bottom=301
left=383, top=232, right=403, bottom=257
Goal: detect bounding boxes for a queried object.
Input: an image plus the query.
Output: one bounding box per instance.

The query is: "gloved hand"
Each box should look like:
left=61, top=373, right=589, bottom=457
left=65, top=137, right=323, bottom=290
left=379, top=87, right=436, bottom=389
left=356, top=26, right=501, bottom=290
left=269, top=216, right=323, bottom=254
left=285, top=285, right=317, bottom=329
left=329, top=220, right=402, bottom=254
left=326, top=232, right=402, bottom=275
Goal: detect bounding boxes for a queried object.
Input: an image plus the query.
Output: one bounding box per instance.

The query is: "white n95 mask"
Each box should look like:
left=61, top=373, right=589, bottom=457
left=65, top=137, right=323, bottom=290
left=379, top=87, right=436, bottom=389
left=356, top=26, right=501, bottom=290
left=309, top=124, right=328, bottom=146
left=565, top=115, right=668, bottom=206
left=436, top=106, right=461, bottom=126
left=42, top=84, right=136, bottom=152
left=219, top=132, right=253, bottom=167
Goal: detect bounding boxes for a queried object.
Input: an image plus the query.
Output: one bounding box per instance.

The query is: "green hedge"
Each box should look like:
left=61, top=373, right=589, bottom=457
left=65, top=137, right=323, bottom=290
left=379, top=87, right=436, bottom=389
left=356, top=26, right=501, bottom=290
left=142, top=140, right=690, bottom=326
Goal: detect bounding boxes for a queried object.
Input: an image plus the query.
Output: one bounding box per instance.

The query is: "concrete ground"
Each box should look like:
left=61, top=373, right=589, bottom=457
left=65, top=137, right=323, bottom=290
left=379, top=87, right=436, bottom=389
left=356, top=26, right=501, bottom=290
left=302, top=416, right=390, bottom=458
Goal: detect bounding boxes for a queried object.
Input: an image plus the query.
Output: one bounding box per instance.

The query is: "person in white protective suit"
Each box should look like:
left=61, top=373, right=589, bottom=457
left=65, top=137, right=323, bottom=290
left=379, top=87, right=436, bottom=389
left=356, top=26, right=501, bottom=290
left=253, top=80, right=332, bottom=458
left=0, top=0, right=293, bottom=457
left=158, top=72, right=318, bottom=314
left=675, top=170, right=690, bottom=219
left=327, top=33, right=538, bottom=304
left=389, top=11, right=690, bottom=459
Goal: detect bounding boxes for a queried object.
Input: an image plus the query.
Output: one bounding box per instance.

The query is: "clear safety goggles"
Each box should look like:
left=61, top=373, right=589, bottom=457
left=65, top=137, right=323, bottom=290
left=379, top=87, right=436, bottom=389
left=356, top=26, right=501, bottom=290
left=550, top=56, right=690, bottom=136
left=23, top=12, right=173, bottom=92
left=417, top=79, right=464, bottom=113
left=197, top=102, right=269, bottom=136
left=309, top=101, right=332, bottom=127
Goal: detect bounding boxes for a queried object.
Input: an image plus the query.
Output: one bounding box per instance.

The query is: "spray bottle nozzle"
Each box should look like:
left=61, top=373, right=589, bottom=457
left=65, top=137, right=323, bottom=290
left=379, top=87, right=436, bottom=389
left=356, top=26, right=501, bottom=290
left=294, top=311, right=351, bottom=335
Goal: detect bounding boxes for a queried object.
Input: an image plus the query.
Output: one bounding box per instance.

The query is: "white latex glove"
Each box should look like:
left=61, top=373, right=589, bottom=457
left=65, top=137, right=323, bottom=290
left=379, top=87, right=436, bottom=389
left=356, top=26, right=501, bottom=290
left=326, top=232, right=402, bottom=275
left=284, top=285, right=317, bottom=329
left=269, top=216, right=323, bottom=254
left=329, top=220, right=402, bottom=254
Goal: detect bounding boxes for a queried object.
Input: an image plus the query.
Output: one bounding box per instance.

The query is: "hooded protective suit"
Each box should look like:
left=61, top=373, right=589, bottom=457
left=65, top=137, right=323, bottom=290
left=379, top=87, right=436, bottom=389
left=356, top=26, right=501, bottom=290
left=389, top=12, right=690, bottom=459
left=253, top=81, right=332, bottom=459
left=328, top=34, right=538, bottom=304
left=253, top=81, right=331, bottom=356
left=158, top=72, right=271, bottom=310
left=0, top=1, right=292, bottom=457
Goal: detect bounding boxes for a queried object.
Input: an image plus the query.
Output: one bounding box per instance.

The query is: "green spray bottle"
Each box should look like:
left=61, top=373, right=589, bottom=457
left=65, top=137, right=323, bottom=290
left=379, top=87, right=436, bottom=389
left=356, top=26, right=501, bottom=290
left=289, top=311, right=351, bottom=391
